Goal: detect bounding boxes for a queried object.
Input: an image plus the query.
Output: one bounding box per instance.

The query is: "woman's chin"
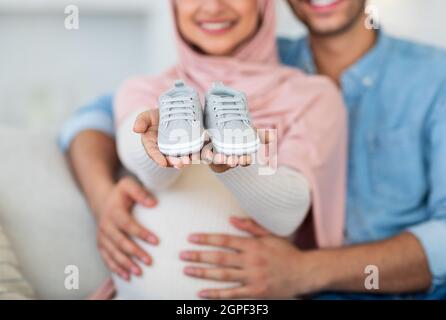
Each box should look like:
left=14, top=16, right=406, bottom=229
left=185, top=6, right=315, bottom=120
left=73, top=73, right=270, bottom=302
left=197, top=43, right=238, bottom=56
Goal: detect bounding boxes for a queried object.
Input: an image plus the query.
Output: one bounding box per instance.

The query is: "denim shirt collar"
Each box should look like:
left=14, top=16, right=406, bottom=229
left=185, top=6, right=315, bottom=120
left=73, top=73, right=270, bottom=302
left=298, top=31, right=391, bottom=90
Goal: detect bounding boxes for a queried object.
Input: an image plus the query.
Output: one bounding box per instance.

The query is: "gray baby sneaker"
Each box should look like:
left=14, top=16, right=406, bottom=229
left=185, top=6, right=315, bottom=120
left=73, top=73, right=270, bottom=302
left=158, top=80, right=205, bottom=156
left=204, top=82, right=259, bottom=155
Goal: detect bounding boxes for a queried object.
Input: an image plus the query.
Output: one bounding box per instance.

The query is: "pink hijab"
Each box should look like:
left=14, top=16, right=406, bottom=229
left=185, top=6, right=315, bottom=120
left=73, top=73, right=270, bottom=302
left=115, top=0, right=347, bottom=248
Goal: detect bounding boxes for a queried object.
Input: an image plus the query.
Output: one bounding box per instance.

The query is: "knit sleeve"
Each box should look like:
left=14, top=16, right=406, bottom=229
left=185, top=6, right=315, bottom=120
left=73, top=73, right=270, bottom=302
left=116, top=110, right=181, bottom=191
left=215, top=164, right=311, bottom=237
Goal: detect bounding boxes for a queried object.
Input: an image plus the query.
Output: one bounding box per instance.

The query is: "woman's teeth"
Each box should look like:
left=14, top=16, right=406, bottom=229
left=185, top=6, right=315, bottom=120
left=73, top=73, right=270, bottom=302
left=199, top=21, right=233, bottom=31
left=309, top=0, right=339, bottom=7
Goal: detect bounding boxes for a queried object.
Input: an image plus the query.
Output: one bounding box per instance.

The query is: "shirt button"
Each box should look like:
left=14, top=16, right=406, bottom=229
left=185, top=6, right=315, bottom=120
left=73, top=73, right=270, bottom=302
left=362, top=77, right=373, bottom=87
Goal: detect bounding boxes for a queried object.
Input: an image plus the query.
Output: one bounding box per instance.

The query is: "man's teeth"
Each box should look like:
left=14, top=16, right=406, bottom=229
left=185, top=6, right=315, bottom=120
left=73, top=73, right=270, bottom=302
left=309, top=0, right=339, bottom=7
left=199, top=22, right=233, bottom=31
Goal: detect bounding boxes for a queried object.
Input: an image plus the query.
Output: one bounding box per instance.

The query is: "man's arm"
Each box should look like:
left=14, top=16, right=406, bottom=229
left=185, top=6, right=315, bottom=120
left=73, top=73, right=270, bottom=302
left=316, top=76, right=446, bottom=295
left=68, top=131, right=118, bottom=217
left=299, top=82, right=446, bottom=294
left=180, top=83, right=446, bottom=298
left=179, top=219, right=432, bottom=299
left=60, top=95, right=158, bottom=280
left=307, top=232, right=431, bottom=293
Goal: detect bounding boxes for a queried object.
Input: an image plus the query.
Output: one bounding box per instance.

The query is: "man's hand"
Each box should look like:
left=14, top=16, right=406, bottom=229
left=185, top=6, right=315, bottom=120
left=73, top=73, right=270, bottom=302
left=68, top=131, right=162, bottom=281
left=97, top=177, right=159, bottom=281
left=179, top=217, right=320, bottom=299
left=180, top=218, right=433, bottom=298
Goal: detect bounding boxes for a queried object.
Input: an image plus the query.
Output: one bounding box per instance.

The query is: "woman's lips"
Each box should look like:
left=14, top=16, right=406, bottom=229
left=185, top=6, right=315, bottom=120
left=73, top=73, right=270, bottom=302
left=197, top=20, right=237, bottom=35
left=305, top=0, right=344, bottom=12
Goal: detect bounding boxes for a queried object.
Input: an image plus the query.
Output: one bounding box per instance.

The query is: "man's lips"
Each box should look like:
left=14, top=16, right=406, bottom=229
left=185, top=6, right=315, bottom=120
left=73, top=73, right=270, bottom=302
left=305, top=0, right=344, bottom=12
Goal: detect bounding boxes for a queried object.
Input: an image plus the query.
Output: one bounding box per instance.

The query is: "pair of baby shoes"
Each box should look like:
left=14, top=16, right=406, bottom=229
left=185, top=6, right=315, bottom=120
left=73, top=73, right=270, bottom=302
left=157, top=80, right=259, bottom=156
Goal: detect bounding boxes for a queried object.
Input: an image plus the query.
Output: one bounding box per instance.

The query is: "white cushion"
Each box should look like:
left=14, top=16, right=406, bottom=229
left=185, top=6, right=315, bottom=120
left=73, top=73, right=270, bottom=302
left=0, top=125, right=109, bottom=299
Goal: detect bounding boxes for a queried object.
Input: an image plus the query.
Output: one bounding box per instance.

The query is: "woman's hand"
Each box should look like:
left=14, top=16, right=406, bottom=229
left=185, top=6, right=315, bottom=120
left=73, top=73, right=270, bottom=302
left=134, top=110, right=199, bottom=169
left=96, top=177, right=158, bottom=281
left=204, top=147, right=253, bottom=174
left=134, top=111, right=273, bottom=172
left=206, top=129, right=272, bottom=174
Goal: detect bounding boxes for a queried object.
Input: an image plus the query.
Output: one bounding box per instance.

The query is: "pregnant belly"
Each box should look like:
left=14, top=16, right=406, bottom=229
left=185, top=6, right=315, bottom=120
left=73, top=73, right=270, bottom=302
left=113, top=166, right=249, bottom=300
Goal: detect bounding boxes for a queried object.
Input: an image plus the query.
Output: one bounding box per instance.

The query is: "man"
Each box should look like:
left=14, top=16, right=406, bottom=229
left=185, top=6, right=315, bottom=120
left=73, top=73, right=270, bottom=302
left=60, top=0, right=446, bottom=299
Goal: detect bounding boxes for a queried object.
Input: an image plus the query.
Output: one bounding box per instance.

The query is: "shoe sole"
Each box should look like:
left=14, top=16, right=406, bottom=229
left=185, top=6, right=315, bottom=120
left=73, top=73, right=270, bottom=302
left=210, top=135, right=260, bottom=156
left=158, top=134, right=205, bottom=157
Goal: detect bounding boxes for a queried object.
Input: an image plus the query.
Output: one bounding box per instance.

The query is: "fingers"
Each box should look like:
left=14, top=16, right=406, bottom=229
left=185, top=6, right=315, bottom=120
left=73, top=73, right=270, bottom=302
left=184, top=267, right=244, bottom=282
left=166, top=156, right=185, bottom=169
left=213, top=153, right=227, bottom=165
left=141, top=133, right=169, bottom=168
left=114, top=211, right=159, bottom=245
left=119, top=177, right=157, bottom=207
left=210, top=152, right=252, bottom=168
left=166, top=155, right=196, bottom=169
left=101, top=220, right=153, bottom=264
left=227, top=155, right=252, bottom=167
left=133, top=109, right=159, bottom=133
left=180, top=156, right=191, bottom=165
left=188, top=233, right=250, bottom=251
left=137, top=113, right=258, bottom=170
left=226, top=156, right=238, bottom=168
left=136, top=110, right=169, bottom=168
left=180, top=250, right=243, bottom=268
left=99, top=248, right=129, bottom=281
left=111, top=226, right=153, bottom=264
left=229, top=217, right=272, bottom=237
left=99, top=232, right=142, bottom=276
left=190, top=152, right=201, bottom=164
left=199, top=286, right=253, bottom=299
left=141, top=134, right=192, bottom=170
left=238, top=155, right=252, bottom=167
left=133, top=112, right=151, bottom=133
left=201, top=144, right=214, bottom=163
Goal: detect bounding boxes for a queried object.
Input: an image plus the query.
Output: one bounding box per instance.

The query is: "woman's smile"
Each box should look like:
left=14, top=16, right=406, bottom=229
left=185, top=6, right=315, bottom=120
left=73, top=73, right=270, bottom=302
left=176, top=0, right=259, bottom=56
left=196, top=19, right=238, bottom=35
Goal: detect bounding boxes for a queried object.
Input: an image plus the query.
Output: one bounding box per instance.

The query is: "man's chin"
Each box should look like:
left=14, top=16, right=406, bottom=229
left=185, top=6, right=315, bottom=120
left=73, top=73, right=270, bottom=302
left=304, top=14, right=365, bottom=37
left=307, top=24, right=352, bottom=37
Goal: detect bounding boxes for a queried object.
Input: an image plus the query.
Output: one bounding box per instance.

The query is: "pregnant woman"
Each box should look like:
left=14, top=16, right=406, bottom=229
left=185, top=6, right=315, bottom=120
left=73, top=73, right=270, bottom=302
left=106, top=0, right=347, bottom=299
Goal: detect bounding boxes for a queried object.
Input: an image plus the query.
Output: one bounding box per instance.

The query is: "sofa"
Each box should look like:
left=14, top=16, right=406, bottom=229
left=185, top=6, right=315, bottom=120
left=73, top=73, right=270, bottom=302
left=0, top=125, right=109, bottom=299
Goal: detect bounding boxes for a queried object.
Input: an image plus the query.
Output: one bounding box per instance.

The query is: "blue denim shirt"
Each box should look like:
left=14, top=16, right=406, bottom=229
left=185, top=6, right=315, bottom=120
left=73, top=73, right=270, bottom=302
left=279, top=32, right=446, bottom=290
left=59, top=94, right=115, bottom=149
left=59, top=32, right=446, bottom=291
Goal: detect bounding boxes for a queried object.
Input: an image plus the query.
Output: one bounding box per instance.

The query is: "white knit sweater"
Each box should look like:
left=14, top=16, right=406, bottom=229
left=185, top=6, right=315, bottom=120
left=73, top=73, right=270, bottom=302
left=114, top=112, right=310, bottom=299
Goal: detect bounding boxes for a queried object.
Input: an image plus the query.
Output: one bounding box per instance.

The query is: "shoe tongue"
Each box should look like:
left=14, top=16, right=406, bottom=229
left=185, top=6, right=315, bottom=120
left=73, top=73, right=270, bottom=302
left=166, top=91, right=192, bottom=128
left=218, top=94, right=246, bottom=129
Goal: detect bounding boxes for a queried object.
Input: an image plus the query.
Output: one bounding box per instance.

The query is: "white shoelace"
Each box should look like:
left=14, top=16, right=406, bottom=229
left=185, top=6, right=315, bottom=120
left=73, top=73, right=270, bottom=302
left=213, top=97, right=249, bottom=127
left=160, top=97, right=196, bottom=127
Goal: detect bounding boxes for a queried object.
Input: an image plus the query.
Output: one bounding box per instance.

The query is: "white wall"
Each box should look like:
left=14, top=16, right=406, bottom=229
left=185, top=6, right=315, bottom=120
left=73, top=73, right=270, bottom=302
left=1, top=0, right=446, bottom=131
left=0, top=13, right=148, bottom=130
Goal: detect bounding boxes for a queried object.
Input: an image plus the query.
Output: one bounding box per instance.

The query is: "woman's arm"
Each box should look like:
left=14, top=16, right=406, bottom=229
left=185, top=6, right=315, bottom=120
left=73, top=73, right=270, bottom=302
left=214, top=165, right=311, bottom=237
left=117, top=110, right=181, bottom=191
